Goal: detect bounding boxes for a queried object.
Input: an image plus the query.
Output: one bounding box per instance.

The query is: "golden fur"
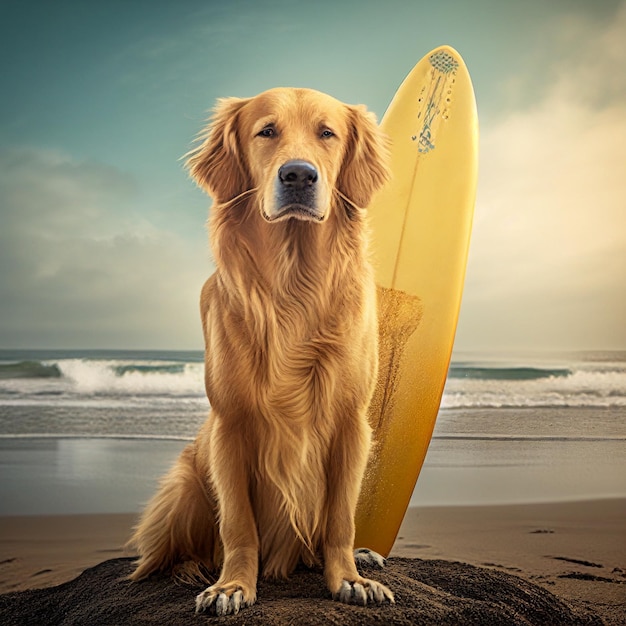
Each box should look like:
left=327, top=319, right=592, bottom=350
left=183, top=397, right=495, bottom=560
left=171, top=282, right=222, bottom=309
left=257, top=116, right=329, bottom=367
left=128, top=87, right=393, bottom=614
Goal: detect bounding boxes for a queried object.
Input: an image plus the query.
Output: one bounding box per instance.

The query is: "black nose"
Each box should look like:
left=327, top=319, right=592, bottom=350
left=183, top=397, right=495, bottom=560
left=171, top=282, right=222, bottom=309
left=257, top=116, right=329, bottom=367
left=278, top=160, right=318, bottom=189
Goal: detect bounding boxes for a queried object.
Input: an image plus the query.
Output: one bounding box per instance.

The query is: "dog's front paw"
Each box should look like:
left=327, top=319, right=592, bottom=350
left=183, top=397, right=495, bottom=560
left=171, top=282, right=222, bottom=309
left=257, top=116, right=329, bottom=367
left=334, top=578, right=394, bottom=606
left=195, top=582, right=256, bottom=616
left=354, top=547, right=386, bottom=569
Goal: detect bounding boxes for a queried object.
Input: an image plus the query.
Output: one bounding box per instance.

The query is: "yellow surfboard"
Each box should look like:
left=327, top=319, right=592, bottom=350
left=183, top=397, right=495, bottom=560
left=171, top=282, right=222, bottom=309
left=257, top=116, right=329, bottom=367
left=355, top=46, right=478, bottom=556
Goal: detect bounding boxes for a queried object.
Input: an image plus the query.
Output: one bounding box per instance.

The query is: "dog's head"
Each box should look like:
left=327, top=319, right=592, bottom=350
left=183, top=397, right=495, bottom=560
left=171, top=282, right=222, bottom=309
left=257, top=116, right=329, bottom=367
left=186, top=88, right=389, bottom=222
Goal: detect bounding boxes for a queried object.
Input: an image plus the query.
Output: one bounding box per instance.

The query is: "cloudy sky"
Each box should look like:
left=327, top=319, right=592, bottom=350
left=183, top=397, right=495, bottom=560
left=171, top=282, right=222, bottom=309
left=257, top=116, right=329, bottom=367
left=1, top=0, right=624, bottom=352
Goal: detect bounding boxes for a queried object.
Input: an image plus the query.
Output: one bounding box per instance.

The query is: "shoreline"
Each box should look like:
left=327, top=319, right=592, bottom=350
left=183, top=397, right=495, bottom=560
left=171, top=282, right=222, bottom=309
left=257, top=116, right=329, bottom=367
left=1, top=499, right=624, bottom=624
left=3, top=423, right=625, bottom=516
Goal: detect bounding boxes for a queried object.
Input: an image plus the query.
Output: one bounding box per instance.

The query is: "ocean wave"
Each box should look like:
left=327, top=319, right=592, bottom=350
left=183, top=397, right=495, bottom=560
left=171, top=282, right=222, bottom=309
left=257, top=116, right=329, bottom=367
left=441, top=367, right=626, bottom=409
left=441, top=396, right=626, bottom=409
left=114, top=364, right=186, bottom=376
left=1, top=354, right=625, bottom=410
left=57, top=359, right=205, bottom=396
left=0, top=358, right=206, bottom=398
left=448, top=366, right=571, bottom=381
left=441, top=395, right=626, bottom=409
left=0, top=360, right=62, bottom=379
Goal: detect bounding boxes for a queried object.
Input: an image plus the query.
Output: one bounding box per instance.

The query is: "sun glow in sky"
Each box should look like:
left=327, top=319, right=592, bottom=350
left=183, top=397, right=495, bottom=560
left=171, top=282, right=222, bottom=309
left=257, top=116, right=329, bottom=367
left=1, top=0, right=624, bottom=351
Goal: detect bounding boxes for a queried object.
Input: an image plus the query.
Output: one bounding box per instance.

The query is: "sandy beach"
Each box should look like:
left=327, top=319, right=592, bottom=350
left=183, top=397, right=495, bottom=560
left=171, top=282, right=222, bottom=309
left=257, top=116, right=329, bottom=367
left=393, top=500, right=626, bottom=624
left=1, top=499, right=624, bottom=624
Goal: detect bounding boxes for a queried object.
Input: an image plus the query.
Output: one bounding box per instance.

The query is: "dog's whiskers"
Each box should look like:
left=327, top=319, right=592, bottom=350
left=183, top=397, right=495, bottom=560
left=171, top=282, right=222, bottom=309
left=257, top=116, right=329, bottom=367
left=221, top=187, right=259, bottom=209
left=333, top=189, right=363, bottom=218
left=212, top=187, right=260, bottom=228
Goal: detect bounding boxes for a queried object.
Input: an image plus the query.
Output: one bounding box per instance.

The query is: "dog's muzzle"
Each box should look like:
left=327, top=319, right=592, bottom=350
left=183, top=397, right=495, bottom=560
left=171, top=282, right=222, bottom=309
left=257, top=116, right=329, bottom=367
left=264, top=160, right=324, bottom=222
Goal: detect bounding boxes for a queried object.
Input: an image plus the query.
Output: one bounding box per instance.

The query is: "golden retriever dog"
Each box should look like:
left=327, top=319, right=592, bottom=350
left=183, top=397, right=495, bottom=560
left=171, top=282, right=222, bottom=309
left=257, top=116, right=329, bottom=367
left=128, top=87, right=394, bottom=615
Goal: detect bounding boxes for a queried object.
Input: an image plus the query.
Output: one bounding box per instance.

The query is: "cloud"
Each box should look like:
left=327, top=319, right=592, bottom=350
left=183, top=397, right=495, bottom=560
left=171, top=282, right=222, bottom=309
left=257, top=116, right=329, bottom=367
left=456, top=3, right=626, bottom=351
left=0, top=147, right=208, bottom=348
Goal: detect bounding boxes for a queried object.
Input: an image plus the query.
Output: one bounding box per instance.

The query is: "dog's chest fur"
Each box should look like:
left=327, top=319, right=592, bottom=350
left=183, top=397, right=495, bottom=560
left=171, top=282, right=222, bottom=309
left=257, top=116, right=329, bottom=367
left=203, top=218, right=377, bottom=558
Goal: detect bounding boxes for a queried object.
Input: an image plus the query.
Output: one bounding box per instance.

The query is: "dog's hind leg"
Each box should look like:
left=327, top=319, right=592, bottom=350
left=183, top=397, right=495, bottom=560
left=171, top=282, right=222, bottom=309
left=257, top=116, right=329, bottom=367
left=127, top=443, right=221, bottom=582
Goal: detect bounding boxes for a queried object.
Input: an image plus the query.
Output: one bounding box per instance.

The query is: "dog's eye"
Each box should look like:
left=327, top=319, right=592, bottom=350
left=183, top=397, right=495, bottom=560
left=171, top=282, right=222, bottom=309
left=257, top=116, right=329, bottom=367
left=320, top=129, right=334, bottom=139
left=257, top=126, right=276, bottom=138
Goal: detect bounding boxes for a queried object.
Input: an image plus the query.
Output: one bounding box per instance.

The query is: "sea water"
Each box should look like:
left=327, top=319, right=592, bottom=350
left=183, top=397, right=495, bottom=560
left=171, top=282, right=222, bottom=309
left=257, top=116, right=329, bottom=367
left=0, top=349, right=625, bottom=514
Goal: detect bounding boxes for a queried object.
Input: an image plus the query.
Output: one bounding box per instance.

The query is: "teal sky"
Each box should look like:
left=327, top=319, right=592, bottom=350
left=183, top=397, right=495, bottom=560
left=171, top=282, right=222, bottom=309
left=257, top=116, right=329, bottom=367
left=1, top=0, right=624, bottom=351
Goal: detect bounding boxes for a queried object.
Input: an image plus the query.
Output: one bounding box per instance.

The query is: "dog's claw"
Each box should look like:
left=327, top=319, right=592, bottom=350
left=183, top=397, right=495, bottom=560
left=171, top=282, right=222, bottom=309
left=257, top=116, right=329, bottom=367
left=337, top=580, right=363, bottom=605
left=335, top=578, right=394, bottom=606
left=195, top=589, right=214, bottom=613
left=368, top=581, right=387, bottom=603
left=230, top=590, right=243, bottom=615
left=196, top=586, right=252, bottom=615
left=216, top=593, right=229, bottom=616
left=353, top=582, right=367, bottom=606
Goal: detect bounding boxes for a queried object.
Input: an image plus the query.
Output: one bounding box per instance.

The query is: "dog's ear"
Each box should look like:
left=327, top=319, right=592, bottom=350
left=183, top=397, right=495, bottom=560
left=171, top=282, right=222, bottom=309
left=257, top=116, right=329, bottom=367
left=185, top=97, right=250, bottom=202
left=338, top=105, right=390, bottom=209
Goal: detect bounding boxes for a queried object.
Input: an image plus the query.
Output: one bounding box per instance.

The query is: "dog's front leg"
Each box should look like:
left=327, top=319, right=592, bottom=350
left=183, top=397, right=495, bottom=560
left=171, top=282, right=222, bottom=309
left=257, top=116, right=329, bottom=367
left=323, top=415, right=394, bottom=606
left=195, top=415, right=259, bottom=616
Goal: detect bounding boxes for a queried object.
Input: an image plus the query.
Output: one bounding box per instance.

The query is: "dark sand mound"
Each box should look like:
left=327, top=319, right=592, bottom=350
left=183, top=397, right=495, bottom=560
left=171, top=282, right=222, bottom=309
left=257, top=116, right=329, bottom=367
left=0, top=557, right=602, bottom=625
